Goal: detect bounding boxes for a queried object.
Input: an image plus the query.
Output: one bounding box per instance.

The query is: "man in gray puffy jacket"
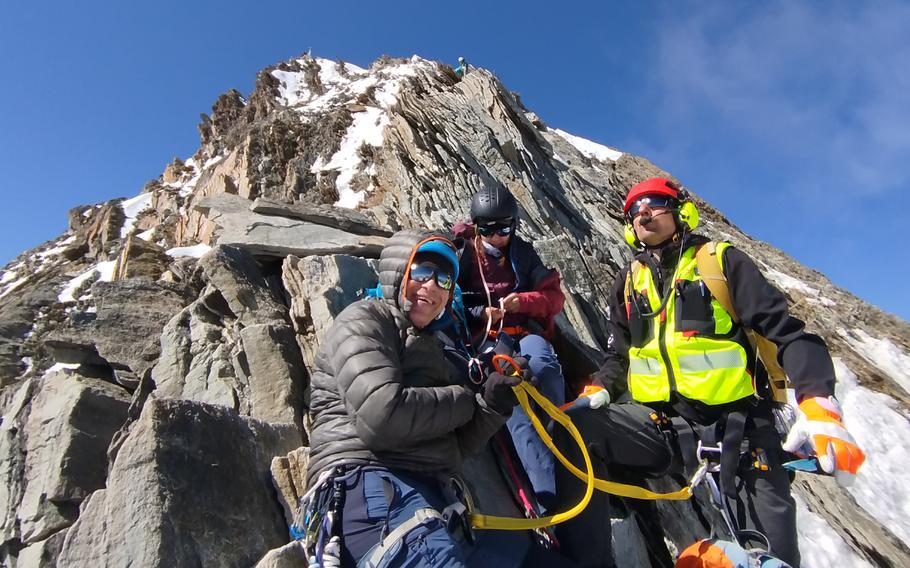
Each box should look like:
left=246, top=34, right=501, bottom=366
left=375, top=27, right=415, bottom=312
left=306, top=229, right=524, bottom=567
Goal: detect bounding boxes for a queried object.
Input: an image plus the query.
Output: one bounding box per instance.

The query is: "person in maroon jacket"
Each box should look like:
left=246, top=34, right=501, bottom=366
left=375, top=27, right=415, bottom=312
left=452, top=185, right=566, bottom=511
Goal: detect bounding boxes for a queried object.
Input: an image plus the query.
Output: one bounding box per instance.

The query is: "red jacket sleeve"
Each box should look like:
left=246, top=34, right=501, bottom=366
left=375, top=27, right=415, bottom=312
left=517, top=270, right=565, bottom=319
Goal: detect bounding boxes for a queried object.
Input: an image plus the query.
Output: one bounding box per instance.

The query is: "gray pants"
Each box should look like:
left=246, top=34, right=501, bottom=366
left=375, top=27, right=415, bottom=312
left=552, top=403, right=799, bottom=567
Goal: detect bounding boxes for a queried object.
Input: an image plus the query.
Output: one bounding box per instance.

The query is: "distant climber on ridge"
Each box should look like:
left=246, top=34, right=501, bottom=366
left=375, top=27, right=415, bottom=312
left=455, top=56, right=469, bottom=78
left=551, top=178, right=866, bottom=568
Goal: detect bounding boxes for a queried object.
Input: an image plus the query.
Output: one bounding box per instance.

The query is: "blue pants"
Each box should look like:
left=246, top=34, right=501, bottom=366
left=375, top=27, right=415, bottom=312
left=338, top=468, right=540, bottom=568
left=339, top=468, right=466, bottom=567
left=505, top=334, right=566, bottom=511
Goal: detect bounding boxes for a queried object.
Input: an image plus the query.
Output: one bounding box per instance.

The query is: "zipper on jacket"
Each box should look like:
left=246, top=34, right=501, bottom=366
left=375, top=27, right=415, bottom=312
left=657, top=308, right=677, bottom=398
left=656, top=255, right=680, bottom=399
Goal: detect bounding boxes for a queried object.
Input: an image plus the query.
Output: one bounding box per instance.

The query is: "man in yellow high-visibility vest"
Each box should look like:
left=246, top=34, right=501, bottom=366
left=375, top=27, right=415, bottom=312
left=552, top=178, right=865, bottom=568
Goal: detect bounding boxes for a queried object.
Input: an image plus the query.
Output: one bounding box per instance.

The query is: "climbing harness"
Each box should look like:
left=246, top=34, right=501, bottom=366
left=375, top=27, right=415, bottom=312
left=667, top=409, right=788, bottom=554
left=292, top=466, right=356, bottom=566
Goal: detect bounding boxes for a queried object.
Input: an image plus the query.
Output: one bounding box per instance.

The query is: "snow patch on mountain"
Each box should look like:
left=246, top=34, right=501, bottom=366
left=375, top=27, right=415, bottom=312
left=38, top=236, right=77, bottom=259
left=834, top=358, right=910, bottom=546
left=763, top=267, right=836, bottom=307
left=291, top=57, right=431, bottom=208
left=120, top=194, right=154, bottom=238
left=58, top=260, right=117, bottom=303
left=0, top=274, right=27, bottom=300
left=273, top=58, right=371, bottom=111
left=795, top=492, right=871, bottom=568
left=272, top=56, right=425, bottom=114
left=163, top=154, right=225, bottom=198
left=837, top=328, right=910, bottom=396
left=43, top=362, right=81, bottom=376
left=320, top=107, right=388, bottom=208
left=552, top=128, right=622, bottom=162
left=166, top=244, right=212, bottom=258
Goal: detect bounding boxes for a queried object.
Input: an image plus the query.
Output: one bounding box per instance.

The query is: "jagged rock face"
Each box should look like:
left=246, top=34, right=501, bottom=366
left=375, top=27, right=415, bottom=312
left=281, top=253, right=378, bottom=373
left=0, top=53, right=907, bottom=567
left=56, top=398, right=301, bottom=568
left=0, top=370, right=130, bottom=555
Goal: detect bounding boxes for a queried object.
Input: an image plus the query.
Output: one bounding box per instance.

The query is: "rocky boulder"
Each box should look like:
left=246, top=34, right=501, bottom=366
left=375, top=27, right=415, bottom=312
left=0, top=369, right=130, bottom=553
left=56, top=398, right=301, bottom=568
left=196, top=194, right=386, bottom=259
left=281, top=254, right=378, bottom=372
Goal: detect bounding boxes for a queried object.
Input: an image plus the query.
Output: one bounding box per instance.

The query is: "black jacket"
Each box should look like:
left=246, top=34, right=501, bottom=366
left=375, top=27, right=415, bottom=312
left=594, top=235, right=836, bottom=424
left=306, top=230, right=507, bottom=484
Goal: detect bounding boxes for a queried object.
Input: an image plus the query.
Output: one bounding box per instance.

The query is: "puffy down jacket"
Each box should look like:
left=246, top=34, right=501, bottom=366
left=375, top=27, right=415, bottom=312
left=306, top=229, right=508, bottom=484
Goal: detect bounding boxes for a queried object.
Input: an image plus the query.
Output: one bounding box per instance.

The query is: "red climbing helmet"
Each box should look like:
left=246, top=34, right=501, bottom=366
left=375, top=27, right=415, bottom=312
left=623, top=178, right=681, bottom=217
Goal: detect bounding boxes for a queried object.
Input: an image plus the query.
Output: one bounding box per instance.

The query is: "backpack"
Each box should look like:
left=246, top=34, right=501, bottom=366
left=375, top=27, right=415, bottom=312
left=675, top=538, right=791, bottom=568
left=624, top=241, right=790, bottom=404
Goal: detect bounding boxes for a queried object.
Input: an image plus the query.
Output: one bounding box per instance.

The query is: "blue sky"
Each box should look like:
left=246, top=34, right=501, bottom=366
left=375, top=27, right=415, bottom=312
left=1, top=1, right=908, bottom=321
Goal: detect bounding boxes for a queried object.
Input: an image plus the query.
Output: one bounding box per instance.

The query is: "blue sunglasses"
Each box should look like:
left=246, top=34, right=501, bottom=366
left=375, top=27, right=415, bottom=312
left=409, top=263, right=455, bottom=290
left=627, top=195, right=678, bottom=218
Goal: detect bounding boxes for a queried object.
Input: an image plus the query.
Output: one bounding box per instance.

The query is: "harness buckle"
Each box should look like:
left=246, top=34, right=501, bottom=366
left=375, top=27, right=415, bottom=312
left=443, top=476, right=476, bottom=544
left=751, top=448, right=771, bottom=471
left=441, top=501, right=472, bottom=542
left=695, top=440, right=723, bottom=472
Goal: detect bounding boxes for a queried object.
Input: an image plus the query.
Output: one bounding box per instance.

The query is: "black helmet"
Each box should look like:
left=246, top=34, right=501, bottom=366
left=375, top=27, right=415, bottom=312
left=470, top=186, right=518, bottom=223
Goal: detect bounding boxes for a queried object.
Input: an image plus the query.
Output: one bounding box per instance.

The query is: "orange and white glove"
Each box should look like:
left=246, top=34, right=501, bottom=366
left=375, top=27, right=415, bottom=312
left=782, top=396, right=865, bottom=486
left=560, top=385, right=611, bottom=411
left=586, top=387, right=611, bottom=409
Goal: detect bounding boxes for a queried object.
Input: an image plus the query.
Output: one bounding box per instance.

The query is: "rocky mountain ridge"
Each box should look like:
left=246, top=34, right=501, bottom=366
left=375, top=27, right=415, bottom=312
left=0, top=53, right=908, bottom=567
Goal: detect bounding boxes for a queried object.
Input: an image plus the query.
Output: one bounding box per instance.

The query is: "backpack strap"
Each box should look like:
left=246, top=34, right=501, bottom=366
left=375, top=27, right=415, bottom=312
left=695, top=242, right=738, bottom=322
left=695, top=242, right=788, bottom=402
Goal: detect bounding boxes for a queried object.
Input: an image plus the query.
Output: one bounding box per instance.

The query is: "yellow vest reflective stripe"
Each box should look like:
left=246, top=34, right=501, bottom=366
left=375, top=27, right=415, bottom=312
left=627, top=243, right=756, bottom=405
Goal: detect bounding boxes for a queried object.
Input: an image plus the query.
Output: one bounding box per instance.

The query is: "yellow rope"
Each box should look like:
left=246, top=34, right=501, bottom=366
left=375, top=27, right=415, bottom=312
left=471, top=382, right=693, bottom=531
left=470, top=382, right=594, bottom=530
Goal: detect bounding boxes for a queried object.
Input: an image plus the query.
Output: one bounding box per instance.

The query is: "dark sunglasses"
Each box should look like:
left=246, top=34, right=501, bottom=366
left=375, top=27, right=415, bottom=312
left=627, top=195, right=678, bottom=218
left=477, top=224, right=514, bottom=237
left=409, top=263, right=455, bottom=290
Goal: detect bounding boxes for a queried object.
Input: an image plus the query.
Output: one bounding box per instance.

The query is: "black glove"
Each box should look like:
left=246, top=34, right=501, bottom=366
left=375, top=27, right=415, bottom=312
left=482, top=372, right=521, bottom=415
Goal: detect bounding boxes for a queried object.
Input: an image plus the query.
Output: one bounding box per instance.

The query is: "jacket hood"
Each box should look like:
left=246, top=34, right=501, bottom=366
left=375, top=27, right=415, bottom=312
left=378, top=229, right=458, bottom=316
